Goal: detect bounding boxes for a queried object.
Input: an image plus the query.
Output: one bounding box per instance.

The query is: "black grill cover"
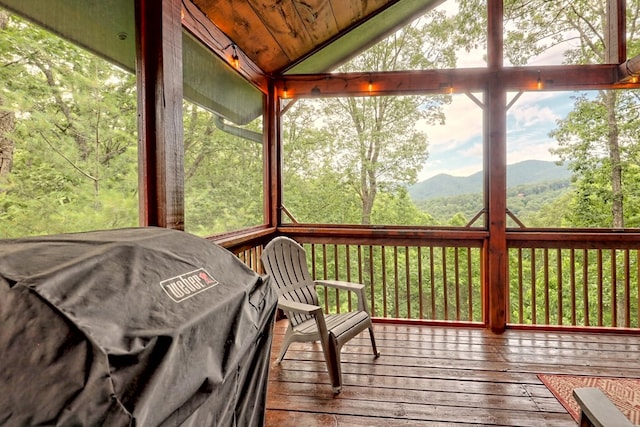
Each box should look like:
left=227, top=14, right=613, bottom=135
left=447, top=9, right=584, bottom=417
left=0, top=227, right=277, bottom=426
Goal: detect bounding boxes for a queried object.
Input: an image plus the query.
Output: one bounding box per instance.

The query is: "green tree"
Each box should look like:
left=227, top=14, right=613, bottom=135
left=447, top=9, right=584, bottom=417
left=325, top=13, right=455, bottom=225
left=0, top=12, right=14, bottom=179
left=183, top=102, right=264, bottom=236
left=0, top=12, right=138, bottom=237
left=371, top=189, right=435, bottom=225
left=281, top=99, right=362, bottom=224
left=551, top=91, right=640, bottom=228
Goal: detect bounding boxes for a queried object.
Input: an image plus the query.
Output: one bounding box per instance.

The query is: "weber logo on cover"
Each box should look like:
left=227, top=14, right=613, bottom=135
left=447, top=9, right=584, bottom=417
left=160, top=268, right=219, bottom=302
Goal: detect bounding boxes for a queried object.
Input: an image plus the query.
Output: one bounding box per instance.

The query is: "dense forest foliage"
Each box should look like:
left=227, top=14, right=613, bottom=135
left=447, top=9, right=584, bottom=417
left=2, top=2, right=640, bottom=327
left=0, top=12, right=139, bottom=236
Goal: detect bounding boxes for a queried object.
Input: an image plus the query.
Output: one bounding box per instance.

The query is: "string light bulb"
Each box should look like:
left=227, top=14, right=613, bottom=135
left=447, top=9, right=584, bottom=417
left=537, top=70, right=543, bottom=90
left=368, top=74, right=373, bottom=93
left=438, top=82, right=453, bottom=94
left=282, top=85, right=288, bottom=99
left=231, top=45, right=239, bottom=69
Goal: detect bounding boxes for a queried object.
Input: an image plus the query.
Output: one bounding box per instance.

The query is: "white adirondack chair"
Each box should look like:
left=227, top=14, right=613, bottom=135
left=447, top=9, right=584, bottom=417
left=261, top=236, right=380, bottom=393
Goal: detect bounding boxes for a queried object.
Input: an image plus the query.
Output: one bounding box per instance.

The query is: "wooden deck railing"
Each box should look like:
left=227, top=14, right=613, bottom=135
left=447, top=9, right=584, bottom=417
left=508, top=231, right=640, bottom=329
left=303, top=242, right=484, bottom=322
left=220, top=227, right=640, bottom=331
left=222, top=227, right=487, bottom=325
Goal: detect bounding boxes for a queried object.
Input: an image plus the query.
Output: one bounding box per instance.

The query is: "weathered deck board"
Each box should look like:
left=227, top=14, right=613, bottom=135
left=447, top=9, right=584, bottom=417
left=265, top=320, right=640, bottom=426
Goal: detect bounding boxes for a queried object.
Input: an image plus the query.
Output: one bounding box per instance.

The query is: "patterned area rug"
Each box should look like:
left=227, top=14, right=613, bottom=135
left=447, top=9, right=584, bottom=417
left=538, top=374, right=640, bottom=424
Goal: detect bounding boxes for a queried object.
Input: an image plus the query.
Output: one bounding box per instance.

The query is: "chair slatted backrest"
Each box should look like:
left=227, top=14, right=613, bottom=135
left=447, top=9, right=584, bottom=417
left=261, top=237, right=319, bottom=327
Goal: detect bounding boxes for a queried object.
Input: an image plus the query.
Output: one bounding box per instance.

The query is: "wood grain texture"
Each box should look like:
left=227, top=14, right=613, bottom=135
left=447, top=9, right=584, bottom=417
left=294, top=0, right=338, bottom=44
left=265, top=320, right=640, bottom=426
left=194, top=0, right=287, bottom=72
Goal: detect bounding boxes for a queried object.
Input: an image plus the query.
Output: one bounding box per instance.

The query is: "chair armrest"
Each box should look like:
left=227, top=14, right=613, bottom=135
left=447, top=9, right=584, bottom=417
left=278, top=297, right=330, bottom=351
left=572, top=387, right=633, bottom=427
left=315, top=280, right=364, bottom=292
left=277, top=298, right=322, bottom=316
left=315, top=280, right=368, bottom=312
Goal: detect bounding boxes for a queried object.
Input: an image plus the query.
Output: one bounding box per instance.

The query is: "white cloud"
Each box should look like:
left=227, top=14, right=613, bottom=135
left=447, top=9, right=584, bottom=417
left=510, top=104, right=559, bottom=127
left=416, top=94, right=485, bottom=180
left=417, top=94, right=483, bottom=153
left=409, top=0, right=583, bottom=182
left=507, top=133, right=559, bottom=165
left=525, top=34, right=581, bottom=66
left=460, top=142, right=483, bottom=158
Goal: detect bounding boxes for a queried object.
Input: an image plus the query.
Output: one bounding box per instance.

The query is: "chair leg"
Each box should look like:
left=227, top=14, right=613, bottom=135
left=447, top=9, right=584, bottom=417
left=327, top=332, right=343, bottom=394
left=275, top=324, right=294, bottom=364
left=368, top=326, right=380, bottom=358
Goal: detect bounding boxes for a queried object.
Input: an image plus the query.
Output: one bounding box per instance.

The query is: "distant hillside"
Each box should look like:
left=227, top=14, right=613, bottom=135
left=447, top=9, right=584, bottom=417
left=409, top=160, right=571, bottom=201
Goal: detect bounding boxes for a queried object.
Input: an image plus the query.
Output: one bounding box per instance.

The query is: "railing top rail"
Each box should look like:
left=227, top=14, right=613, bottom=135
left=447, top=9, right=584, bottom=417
left=279, top=225, right=488, bottom=247
left=508, top=229, right=640, bottom=249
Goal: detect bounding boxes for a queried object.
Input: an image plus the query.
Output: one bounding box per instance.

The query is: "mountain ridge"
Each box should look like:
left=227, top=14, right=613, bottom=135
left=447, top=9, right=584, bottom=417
left=409, top=160, right=571, bottom=201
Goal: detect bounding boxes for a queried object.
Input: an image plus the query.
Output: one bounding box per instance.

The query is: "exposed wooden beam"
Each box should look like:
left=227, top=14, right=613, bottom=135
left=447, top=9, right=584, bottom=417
left=135, top=0, right=185, bottom=229
left=277, top=64, right=634, bottom=98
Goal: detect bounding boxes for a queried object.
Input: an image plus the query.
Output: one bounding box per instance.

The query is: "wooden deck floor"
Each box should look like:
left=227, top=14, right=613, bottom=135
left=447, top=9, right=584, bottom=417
left=265, top=320, right=640, bottom=426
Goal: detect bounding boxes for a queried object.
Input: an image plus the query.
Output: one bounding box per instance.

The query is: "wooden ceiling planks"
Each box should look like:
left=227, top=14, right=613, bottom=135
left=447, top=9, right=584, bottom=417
left=192, top=0, right=288, bottom=73
left=191, top=0, right=395, bottom=74
left=246, top=0, right=314, bottom=62
left=292, top=0, right=339, bottom=44
left=329, top=0, right=391, bottom=28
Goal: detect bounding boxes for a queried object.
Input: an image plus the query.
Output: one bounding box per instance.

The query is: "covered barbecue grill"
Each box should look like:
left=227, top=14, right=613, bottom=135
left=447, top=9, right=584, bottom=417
left=0, top=227, right=277, bottom=426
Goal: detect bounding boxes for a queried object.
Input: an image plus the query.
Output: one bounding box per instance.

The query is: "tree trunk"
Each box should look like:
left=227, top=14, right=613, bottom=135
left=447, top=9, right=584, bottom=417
left=0, top=101, right=14, bottom=178
left=604, top=90, right=624, bottom=228
left=361, top=176, right=376, bottom=225
left=359, top=134, right=379, bottom=225
left=0, top=12, right=14, bottom=178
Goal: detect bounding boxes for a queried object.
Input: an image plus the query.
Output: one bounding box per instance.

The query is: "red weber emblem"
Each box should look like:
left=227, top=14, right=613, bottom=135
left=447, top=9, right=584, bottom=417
left=160, top=268, right=219, bottom=302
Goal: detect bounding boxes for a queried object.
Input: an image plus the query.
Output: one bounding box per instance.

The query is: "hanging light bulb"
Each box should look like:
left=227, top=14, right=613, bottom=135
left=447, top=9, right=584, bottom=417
left=368, top=74, right=373, bottom=93
left=231, top=45, right=240, bottom=69
left=282, top=85, right=289, bottom=99
left=537, top=70, right=543, bottom=90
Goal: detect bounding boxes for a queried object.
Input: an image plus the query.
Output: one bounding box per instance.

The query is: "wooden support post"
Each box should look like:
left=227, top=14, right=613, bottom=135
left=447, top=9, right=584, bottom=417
left=485, top=84, right=508, bottom=333
left=265, top=81, right=281, bottom=227
left=485, top=0, right=508, bottom=333
left=606, top=0, right=626, bottom=65
left=135, top=0, right=184, bottom=229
